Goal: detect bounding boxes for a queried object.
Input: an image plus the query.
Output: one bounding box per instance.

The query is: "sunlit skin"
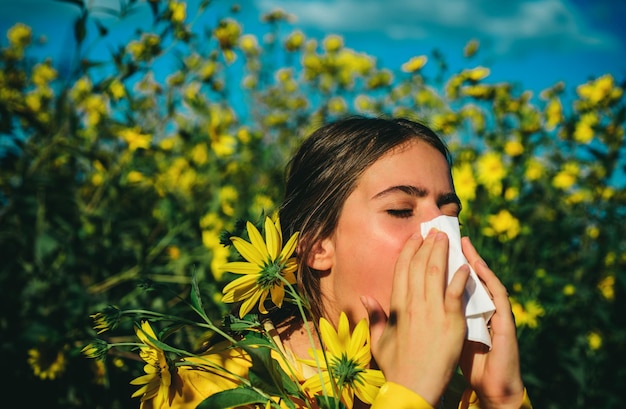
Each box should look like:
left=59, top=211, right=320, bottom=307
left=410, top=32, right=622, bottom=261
left=290, top=139, right=524, bottom=408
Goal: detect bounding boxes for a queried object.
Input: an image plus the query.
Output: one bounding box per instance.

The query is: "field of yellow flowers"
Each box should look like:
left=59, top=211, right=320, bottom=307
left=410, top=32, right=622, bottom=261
left=0, top=1, right=624, bottom=408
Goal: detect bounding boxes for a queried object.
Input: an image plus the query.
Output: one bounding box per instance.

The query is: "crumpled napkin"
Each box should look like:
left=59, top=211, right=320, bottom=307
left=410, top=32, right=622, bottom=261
left=420, top=215, right=495, bottom=348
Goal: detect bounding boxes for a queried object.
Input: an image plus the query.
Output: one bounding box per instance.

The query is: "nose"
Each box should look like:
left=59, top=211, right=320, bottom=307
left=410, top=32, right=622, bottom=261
left=420, top=203, right=445, bottom=224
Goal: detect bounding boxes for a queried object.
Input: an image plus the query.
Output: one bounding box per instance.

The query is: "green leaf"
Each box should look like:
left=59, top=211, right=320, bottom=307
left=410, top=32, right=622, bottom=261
left=190, top=268, right=204, bottom=314
left=197, top=387, right=266, bottom=409
left=237, top=336, right=301, bottom=397
left=74, top=11, right=88, bottom=45
left=34, top=233, right=59, bottom=262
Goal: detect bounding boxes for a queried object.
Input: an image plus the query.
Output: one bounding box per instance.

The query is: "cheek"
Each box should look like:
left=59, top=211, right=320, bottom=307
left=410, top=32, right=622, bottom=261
left=338, top=232, right=407, bottom=313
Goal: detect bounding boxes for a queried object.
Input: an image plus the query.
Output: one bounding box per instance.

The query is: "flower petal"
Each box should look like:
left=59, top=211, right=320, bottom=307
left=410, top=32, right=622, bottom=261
left=258, top=290, right=269, bottom=314
left=347, top=319, right=369, bottom=357
left=231, top=237, right=265, bottom=267
left=282, top=268, right=297, bottom=285
left=337, top=312, right=351, bottom=350
left=264, top=217, right=281, bottom=260
left=279, top=232, right=299, bottom=263
left=319, top=317, right=341, bottom=356
left=222, top=274, right=259, bottom=298
left=239, top=288, right=263, bottom=318
left=220, top=261, right=263, bottom=275
left=270, top=284, right=285, bottom=308
left=246, top=221, right=270, bottom=261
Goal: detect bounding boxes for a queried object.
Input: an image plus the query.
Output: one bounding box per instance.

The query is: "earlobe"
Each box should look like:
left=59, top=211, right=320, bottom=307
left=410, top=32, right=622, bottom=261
left=306, top=237, right=334, bottom=271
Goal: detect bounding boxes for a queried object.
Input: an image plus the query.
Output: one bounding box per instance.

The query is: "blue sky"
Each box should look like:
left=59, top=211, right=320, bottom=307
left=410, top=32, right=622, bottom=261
left=1, top=0, right=625, bottom=96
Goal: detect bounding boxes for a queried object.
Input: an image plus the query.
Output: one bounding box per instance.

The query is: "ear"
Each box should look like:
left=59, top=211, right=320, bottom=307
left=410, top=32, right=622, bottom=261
left=306, top=237, right=335, bottom=271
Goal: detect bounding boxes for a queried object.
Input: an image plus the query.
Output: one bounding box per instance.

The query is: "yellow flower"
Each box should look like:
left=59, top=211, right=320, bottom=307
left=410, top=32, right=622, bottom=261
left=562, top=284, right=576, bottom=296
left=210, top=245, right=231, bottom=280
left=464, top=39, right=479, bottom=58
left=219, top=185, right=239, bottom=216
left=464, top=66, right=490, bottom=81
left=573, top=113, right=598, bottom=144
left=70, top=76, right=92, bottom=101
left=127, top=170, right=144, bottom=184
left=301, top=312, right=385, bottom=408
left=355, top=94, right=373, bottom=112
left=451, top=162, right=477, bottom=204
left=401, top=55, right=428, bottom=73
left=90, top=305, right=122, bottom=333
left=25, top=92, right=41, bottom=112
left=504, top=187, right=519, bottom=201
left=328, top=96, right=347, bottom=114
left=511, top=298, right=545, bottom=328
left=27, top=345, right=67, bottom=380
left=7, top=23, right=32, bottom=47
left=119, top=127, right=151, bottom=151
left=462, top=84, right=491, bottom=98
left=504, top=140, right=524, bottom=157
left=586, top=225, right=599, bottom=239
left=190, top=143, right=208, bottom=165
left=130, top=321, right=177, bottom=405
left=239, top=34, right=259, bottom=54
left=82, top=94, right=107, bottom=126
left=214, top=18, right=241, bottom=51
left=597, top=275, right=615, bottom=301
left=169, top=0, right=186, bottom=23
left=285, top=30, right=305, bottom=51
left=577, top=74, right=616, bottom=104
left=211, top=134, right=237, bottom=157
left=221, top=217, right=299, bottom=318
left=32, top=62, right=57, bottom=87
left=159, top=136, right=176, bottom=151
left=166, top=245, right=181, bottom=260
left=108, top=79, right=125, bottom=100
left=544, top=98, right=562, bottom=130
left=81, top=339, right=109, bottom=360
left=524, top=158, right=545, bottom=181
left=552, top=162, right=579, bottom=190
left=587, top=331, right=602, bottom=350
left=476, top=151, right=506, bottom=190
left=483, top=209, right=521, bottom=241
left=323, top=34, right=343, bottom=52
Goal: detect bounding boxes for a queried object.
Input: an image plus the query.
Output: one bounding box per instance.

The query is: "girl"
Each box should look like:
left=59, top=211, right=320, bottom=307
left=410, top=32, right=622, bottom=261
left=139, top=116, right=530, bottom=409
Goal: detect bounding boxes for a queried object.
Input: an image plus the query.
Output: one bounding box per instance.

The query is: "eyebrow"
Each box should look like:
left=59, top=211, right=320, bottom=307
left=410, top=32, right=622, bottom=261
left=372, top=185, right=462, bottom=212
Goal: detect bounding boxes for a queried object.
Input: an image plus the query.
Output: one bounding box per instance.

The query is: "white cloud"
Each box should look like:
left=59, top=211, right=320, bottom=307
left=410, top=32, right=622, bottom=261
left=254, top=0, right=619, bottom=56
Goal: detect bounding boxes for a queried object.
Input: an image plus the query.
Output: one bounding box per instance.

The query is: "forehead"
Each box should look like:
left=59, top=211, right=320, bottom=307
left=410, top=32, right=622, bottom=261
left=358, top=140, right=451, bottom=186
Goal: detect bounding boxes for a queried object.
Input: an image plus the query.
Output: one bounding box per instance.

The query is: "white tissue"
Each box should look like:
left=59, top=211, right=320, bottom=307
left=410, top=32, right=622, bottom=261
left=420, top=215, right=495, bottom=348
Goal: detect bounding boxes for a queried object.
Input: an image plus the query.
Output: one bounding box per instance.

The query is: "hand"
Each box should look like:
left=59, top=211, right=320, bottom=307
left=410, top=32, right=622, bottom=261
left=459, top=236, right=525, bottom=408
left=362, top=229, right=470, bottom=407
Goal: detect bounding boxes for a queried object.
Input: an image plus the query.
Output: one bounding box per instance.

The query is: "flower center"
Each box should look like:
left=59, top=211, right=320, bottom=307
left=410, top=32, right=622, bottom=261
left=331, top=354, right=363, bottom=386
left=257, top=260, right=284, bottom=289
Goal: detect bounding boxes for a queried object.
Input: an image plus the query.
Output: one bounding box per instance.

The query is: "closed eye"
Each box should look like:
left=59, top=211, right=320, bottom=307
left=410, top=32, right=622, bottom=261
left=386, top=209, right=413, bottom=218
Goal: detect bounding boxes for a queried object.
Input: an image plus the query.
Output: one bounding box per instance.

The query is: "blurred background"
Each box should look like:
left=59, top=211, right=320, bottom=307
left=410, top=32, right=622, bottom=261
left=0, top=0, right=624, bottom=408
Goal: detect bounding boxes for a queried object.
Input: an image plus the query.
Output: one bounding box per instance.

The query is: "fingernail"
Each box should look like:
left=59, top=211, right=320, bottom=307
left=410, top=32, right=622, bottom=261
left=428, top=228, right=438, bottom=237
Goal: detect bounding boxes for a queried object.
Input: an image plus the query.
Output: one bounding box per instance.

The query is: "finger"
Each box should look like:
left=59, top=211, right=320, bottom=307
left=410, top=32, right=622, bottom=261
left=423, top=230, right=449, bottom=304
left=406, top=228, right=438, bottom=303
left=445, top=264, right=470, bottom=313
left=391, top=233, right=424, bottom=306
left=461, top=237, right=507, bottom=298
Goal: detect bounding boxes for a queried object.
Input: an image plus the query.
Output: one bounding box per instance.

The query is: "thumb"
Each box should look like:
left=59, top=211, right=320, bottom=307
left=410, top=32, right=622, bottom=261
left=361, top=295, right=388, bottom=347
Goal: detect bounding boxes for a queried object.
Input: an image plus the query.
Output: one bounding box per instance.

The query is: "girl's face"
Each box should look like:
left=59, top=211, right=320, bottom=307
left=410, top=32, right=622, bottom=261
left=314, top=140, right=461, bottom=325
